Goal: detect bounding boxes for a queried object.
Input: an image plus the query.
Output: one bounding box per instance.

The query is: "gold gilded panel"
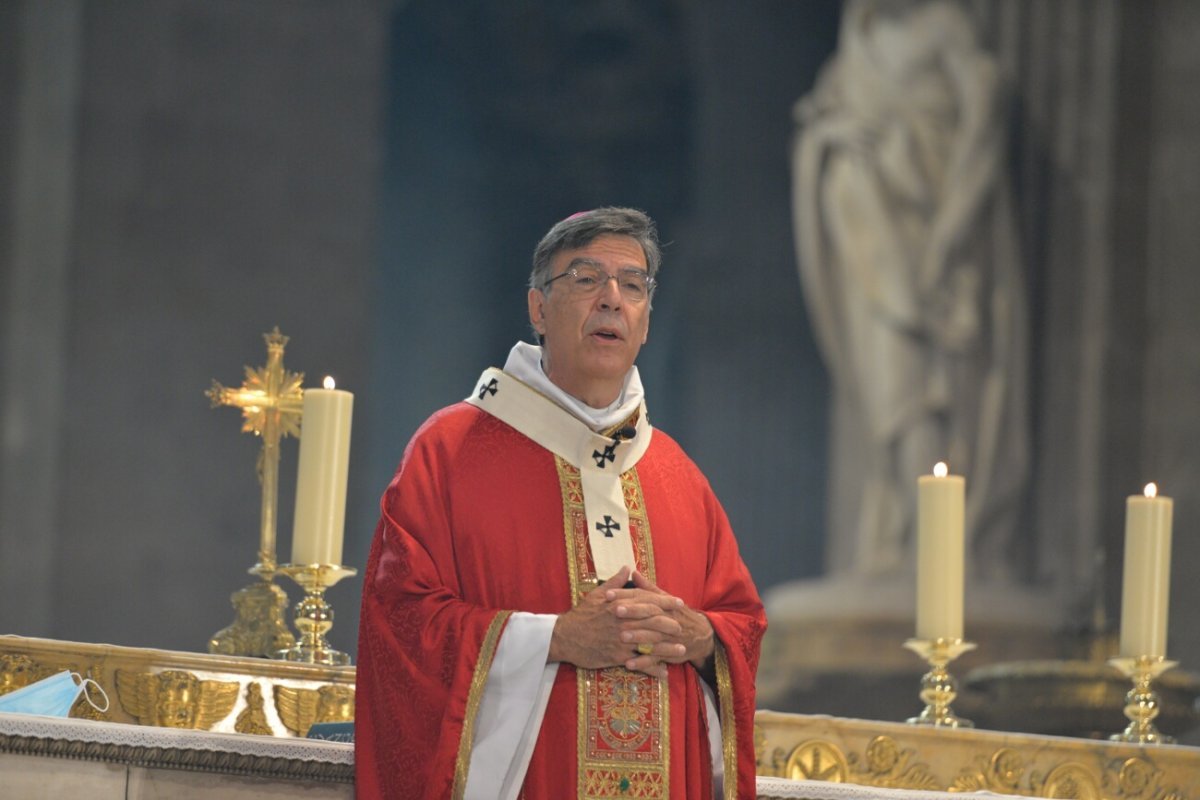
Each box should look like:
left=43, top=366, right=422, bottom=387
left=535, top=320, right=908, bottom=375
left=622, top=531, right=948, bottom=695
left=1110, top=755, right=1190, bottom=800
left=755, top=711, right=1199, bottom=800
left=117, top=669, right=240, bottom=729
left=0, top=654, right=54, bottom=693
left=275, top=684, right=355, bottom=737
left=951, top=749, right=1195, bottom=800
left=1118, top=757, right=1159, bottom=797
left=785, top=739, right=849, bottom=782
left=1036, top=762, right=1102, bottom=800
left=0, top=634, right=355, bottom=737
left=235, top=682, right=274, bottom=735
left=853, top=735, right=940, bottom=791
left=951, top=747, right=1025, bottom=793
left=755, top=721, right=769, bottom=772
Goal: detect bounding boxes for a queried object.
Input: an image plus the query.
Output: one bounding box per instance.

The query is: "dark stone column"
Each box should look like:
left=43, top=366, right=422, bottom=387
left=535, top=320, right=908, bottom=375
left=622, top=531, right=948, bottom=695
left=0, top=0, right=84, bottom=635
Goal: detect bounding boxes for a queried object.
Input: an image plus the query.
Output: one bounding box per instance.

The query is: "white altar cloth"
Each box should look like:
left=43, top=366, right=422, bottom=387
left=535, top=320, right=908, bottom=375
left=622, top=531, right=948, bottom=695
left=0, top=711, right=352, bottom=798
left=756, top=776, right=1024, bottom=800
left=0, top=712, right=1038, bottom=800
left=0, top=711, right=353, bottom=764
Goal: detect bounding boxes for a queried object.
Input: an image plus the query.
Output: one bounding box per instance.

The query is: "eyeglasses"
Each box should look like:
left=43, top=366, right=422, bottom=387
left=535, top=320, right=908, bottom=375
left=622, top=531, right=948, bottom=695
left=542, top=264, right=656, bottom=302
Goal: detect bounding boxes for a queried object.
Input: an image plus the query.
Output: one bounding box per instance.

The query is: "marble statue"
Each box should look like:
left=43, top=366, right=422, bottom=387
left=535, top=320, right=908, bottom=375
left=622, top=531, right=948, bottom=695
left=791, top=0, right=1029, bottom=582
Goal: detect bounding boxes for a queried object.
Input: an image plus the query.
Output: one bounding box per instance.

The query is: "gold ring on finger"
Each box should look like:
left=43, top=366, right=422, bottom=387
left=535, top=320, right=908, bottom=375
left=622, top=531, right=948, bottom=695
left=636, top=643, right=653, bottom=656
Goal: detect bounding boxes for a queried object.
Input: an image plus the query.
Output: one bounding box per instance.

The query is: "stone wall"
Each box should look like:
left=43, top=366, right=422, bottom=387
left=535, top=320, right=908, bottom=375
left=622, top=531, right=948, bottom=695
left=0, top=1, right=389, bottom=652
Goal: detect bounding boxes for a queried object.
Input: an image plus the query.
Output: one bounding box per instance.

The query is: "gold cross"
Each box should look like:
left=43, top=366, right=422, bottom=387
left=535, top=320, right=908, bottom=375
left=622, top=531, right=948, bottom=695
left=207, top=327, right=304, bottom=575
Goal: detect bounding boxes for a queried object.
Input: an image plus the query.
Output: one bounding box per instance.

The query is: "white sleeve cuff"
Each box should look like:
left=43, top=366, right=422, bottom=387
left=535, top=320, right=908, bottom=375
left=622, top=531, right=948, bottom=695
left=464, top=612, right=559, bottom=800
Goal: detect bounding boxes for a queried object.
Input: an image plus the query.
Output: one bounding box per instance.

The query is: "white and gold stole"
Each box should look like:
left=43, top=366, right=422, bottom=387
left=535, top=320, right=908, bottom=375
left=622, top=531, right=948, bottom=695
left=466, top=368, right=670, bottom=799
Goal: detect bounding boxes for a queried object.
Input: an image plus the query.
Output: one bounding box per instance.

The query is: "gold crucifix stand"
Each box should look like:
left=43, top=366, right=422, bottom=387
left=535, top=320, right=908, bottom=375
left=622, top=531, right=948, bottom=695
left=206, top=327, right=304, bottom=657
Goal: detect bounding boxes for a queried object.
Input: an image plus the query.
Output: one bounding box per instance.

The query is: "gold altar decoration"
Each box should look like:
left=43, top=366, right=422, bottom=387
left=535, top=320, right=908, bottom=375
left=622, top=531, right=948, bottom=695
left=1110, top=656, right=1179, bottom=745
left=277, top=564, right=358, bottom=666
left=236, top=681, right=274, bottom=736
left=206, top=327, right=305, bottom=657
left=755, top=711, right=1200, bottom=799
left=0, top=635, right=354, bottom=738
left=904, top=638, right=975, bottom=728
left=275, top=683, right=356, bottom=737
left=117, top=669, right=239, bottom=729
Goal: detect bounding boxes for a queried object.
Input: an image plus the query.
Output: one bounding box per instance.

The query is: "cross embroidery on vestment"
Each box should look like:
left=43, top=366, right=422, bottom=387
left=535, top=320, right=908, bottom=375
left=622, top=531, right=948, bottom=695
left=477, top=378, right=498, bottom=399
left=596, top=515, right=621, bottom=538
left=592, top=443, right=618, bottom=468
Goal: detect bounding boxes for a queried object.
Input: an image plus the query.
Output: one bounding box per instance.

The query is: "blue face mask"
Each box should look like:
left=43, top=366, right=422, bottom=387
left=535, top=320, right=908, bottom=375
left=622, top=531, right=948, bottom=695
left=0, top=670, right=109, bottom=718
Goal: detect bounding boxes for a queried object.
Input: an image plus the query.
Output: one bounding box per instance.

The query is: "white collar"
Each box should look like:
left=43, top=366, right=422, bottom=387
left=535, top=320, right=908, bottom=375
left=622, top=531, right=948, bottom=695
left=503, top=341, right=644, bottom=432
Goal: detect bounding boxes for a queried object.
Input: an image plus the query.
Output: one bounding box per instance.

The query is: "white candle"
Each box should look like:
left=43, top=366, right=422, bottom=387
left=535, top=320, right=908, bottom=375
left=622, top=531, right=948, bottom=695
left=291, top=376, right=354, bottom=566
left=916, top=462, right=965, bottom=641
left=1118, top=483, right=1174, bottom=657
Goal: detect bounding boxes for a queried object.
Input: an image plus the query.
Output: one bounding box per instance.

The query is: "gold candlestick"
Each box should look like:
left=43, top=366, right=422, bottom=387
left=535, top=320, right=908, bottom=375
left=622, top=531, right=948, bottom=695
left=904, top=638, right=976, bottom=727
left=206, top=327, right=304, bottom=657
left=1109, top=655, right=1177, bottom=744
left=277, top=564, right=358, bottom=665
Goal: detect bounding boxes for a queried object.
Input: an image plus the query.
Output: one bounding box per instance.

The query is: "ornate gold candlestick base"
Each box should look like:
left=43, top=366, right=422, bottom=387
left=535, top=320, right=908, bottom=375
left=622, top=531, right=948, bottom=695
left=904, top=638, right=976, bottom=728
left=208, top=569, right=296, bottom=658
left=276, top=564, right=357, bottom=666
left=1109, top=655, right=1177, bottom=744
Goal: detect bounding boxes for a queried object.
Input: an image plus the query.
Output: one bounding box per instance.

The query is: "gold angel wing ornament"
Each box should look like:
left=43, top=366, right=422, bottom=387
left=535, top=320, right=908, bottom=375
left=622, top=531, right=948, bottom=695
left=116, top=669, right=238, bottom=729
left=275, top=684, right=321, bottom=737
left=116, top=669, right=156, bottom=724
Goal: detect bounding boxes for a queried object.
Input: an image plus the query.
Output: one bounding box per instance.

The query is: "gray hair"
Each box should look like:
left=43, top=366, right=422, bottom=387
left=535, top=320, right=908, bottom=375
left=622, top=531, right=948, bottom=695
left=528, top=207, right=662, bottom=293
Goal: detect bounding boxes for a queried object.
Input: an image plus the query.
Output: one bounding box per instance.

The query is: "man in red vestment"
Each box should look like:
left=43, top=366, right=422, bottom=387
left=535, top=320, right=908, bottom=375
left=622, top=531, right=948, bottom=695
left=356, top=208, right=765, bottom=799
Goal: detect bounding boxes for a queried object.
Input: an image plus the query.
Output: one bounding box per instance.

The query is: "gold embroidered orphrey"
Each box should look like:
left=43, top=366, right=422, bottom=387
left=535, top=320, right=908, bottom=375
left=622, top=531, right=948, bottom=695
left=559, top=457, right=670, bottom=799
left=453, top=610, right=512, bottom=800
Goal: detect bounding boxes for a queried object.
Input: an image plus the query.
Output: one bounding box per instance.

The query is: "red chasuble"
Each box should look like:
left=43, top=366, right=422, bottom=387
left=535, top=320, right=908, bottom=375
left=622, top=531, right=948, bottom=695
left=356, top=400, right=765, bottom=800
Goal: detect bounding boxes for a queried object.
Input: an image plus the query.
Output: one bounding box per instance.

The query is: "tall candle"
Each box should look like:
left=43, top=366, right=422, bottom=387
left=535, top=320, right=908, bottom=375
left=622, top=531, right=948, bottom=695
left=916, top=462, right=965, bottom=641
left=1118, top=483, right=1174, bottom=657
left=291, top=376, right=354, bottom=566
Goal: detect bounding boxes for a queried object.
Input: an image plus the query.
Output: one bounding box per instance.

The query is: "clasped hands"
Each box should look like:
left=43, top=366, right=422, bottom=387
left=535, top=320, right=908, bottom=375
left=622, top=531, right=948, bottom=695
left=548, top=566, right=713, bottom=679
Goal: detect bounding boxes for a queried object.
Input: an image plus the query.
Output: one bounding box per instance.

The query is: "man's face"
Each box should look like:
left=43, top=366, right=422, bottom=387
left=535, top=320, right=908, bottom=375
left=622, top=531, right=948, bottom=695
left=527, top=234, right=651, bottom=406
